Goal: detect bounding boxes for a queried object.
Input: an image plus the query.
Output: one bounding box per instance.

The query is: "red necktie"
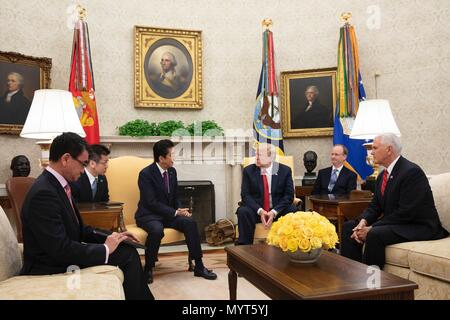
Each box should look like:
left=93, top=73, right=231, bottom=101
left=64, top=184, right=79, bottom=224
left=262, top=169, right=270, bottom=212
left=381, top=170, right=389, bottom=196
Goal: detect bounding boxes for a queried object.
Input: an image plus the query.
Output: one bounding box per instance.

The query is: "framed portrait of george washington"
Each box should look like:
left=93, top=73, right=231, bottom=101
left=134, top=26, right=203, bottom=109
left=281, top=68, right=336, bottom=138
left=0, top=51, right=51, bottom=134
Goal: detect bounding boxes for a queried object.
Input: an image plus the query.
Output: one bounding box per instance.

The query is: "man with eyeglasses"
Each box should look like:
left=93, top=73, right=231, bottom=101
left=20, top=132, right=154, bottom=300
left=71, top=144, right=110, bottom=203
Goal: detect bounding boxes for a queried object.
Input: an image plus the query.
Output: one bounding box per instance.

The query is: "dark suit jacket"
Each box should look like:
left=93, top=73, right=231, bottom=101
left=312, top=166, right=357, bottom=195
left=0, top=89, right=31, bottom=124
left=20, top=170, right=107, bottom=275
left=362, top=156, right=448, bottom=240
left=240, top=162, right=294, bottom=214
left=135, top=162, right=181, bottom=225
left=291, top=99, right=333, bottom=129
left=70, top=172, right=109, bottom=203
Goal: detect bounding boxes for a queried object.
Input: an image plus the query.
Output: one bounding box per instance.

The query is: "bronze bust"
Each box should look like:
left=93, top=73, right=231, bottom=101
left=302, top=151, right=317, bottom=186
left=10, top=155, right=30, bottom=177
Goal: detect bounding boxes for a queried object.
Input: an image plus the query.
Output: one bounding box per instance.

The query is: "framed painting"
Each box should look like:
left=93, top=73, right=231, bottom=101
left=0, top=51, right=51, bottom=134
left=281, top=67, right=336, bottom=138
left=134, top=26, right=203, bottom=109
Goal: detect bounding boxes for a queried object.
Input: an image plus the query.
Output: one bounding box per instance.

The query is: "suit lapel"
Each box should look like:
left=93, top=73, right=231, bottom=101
left=80, top=173, right=92, bottom=201
left=383, top=157, right=402, bottom=203
left=271, top=163, right=279, bottom=195
left=151, top=163, right=169, bottom=199
left=254, top=165, right=264, bottom=196
left=44, top=171, right=80, bottom=227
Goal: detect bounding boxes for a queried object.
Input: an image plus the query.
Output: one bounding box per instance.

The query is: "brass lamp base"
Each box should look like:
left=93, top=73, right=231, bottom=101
left=363, top=142, right=379, bottom=179
left=36, top=140, right=52, bottom=168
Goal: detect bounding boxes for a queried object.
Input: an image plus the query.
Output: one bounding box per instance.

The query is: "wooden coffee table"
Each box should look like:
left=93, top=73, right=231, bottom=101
left=226, top=244, right=418, bottom=300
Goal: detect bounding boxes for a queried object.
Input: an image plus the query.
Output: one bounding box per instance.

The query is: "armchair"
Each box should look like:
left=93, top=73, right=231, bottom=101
left=105, top=156, right=185, bottom=245
left=5, top=177, right=36, bottom=242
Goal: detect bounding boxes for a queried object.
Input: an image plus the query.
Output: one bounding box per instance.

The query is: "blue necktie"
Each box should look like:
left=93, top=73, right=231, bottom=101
left=92, top=177, right=98, bottom=199
left=328, top=169, right=338, bottom=193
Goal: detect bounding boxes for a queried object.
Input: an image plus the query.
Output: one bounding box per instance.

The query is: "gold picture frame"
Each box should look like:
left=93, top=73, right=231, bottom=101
left=134, top=26, right=203, bottom=109
left=0, top=51, right=51, bottom=134
left=281, top=67, right=336, bottom=138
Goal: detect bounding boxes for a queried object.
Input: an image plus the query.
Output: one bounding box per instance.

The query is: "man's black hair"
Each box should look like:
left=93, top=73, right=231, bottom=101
left=153, top=139, right=174, bottom=163
left=88, top=144, right=110, bottom=162
left=49, top=132, right=88, bottom=162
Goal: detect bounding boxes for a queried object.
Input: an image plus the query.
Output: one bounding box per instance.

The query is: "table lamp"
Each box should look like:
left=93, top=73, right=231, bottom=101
left=20, top=89, right=86, bottom=167
left=350, top=99, right=401, bottom=180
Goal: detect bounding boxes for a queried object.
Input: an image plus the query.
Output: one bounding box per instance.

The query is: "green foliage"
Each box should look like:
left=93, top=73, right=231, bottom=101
left=157, top=120, right=188, bottom=136
left=118, top=119, right=224, bottom=137
left=186, top=120, right=224, bottom=136
left=118, top=119, right=158, bottom=137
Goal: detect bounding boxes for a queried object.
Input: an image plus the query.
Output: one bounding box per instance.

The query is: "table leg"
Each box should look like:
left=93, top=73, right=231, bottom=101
left=228, top=269, right=237, bottom=300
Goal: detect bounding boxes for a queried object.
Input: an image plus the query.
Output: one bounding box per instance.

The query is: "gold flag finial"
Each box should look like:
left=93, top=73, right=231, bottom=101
left=77, top=4, right=87, bottom=20
left=262, top=18, right=273, bottom=30
left=340, top=12, right=352, bottom=24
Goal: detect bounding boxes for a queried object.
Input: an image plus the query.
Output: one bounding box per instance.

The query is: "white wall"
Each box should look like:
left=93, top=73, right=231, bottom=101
left=1, top=0, right=449, bottom=183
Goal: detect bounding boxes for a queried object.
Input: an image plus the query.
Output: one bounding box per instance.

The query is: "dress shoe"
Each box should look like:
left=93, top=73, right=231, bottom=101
left=194, top=267, right=217, bottom=280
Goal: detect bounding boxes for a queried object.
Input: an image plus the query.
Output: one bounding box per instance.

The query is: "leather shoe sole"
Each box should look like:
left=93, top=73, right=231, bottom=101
left=194, top=267, right=217, bottom=280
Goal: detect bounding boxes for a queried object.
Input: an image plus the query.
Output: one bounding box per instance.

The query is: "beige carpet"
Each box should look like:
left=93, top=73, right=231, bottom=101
left=148, top=250, right=270, bottom=300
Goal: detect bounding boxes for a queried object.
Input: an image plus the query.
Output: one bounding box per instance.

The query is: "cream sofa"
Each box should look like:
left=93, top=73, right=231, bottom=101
left=384, top=172, right=450, bottom=300
left=0, top=205, right=125, bottom=300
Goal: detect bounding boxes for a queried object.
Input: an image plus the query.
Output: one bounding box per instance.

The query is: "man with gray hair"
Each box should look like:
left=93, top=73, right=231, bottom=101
left=341, top=133, right=448, bottom=269
left=158, top=51, right=181, bottom=91
left=236, top=143, right=297, bottom=245
left=0, top=72, right=31, bottom=124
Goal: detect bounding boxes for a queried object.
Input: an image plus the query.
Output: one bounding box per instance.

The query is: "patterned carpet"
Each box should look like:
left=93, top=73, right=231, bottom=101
left=142, top=249, right=269, bottom=300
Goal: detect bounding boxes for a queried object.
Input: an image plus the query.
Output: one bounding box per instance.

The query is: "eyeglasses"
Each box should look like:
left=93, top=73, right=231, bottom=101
left=71, top=155, right=89, bottom=167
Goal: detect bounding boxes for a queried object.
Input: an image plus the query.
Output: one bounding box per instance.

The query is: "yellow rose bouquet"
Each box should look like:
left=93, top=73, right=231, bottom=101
left=267, top=211, right=339, bottom=253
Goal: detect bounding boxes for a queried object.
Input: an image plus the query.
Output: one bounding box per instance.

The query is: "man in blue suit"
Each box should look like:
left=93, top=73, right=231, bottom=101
left=21, top=132, right=153, bottom=300
left=135, top=139, right=217, bottom=284
left=71, top=144, right=110, bottom=203
left=341, top=133, right=448, bottom=269
left=236, top=143, right=297, bottom=245
left=312, top=144, right=357, bottom=195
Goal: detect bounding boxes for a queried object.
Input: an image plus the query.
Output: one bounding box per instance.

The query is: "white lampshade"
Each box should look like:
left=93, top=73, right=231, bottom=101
left=350, top=99, right=401, bottom=140
left=20, top=89, right=86, bottom=139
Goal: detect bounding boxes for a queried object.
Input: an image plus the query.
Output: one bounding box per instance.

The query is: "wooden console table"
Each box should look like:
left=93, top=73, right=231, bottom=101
left=309, top=194, right=372, bottom=242
left=78, top=202, right=125, bottom=232
left=226, top=244, right=417, bottom=300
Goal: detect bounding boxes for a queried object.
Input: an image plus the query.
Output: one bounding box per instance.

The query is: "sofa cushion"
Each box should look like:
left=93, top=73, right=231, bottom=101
left=385, top=242, right=414, bottom=267
left=0, top=206, right=22, bottom=282
left=79, top=265, right=124, bottom=283
left=127, top=224, right=185, bottom=245
left=428, top=172, right=450, bottom=232
left=407, top=237, right=450, bottom=282
left=0, top=273, right=124, bottom=300
left=409, top=271, right=450, bottom=300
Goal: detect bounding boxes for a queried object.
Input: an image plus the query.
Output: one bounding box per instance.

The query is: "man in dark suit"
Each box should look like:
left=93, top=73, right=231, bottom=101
left=236, top=143, right=297, bottom=245
left=341, top=133, right=448, bottom=269
left=291, top=85, right=333, bottom=129
left=135, top=139, right=217, bottom=284
left=21, top=132, right=153, bottom=300
left=71, top=144, right=110, bottom=203
left=312, top=144, right=357, bottom=195
left=0, top=72, right=31, bottom=124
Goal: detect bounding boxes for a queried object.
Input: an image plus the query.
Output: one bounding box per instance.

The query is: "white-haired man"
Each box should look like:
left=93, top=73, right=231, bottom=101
left=158, top=52, right=181, bottom=91
left=0, top=72, right=31, bottom=124
left=236, top=143, right=297, bottom=245
left=341, top=133, right=448, bottom=269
